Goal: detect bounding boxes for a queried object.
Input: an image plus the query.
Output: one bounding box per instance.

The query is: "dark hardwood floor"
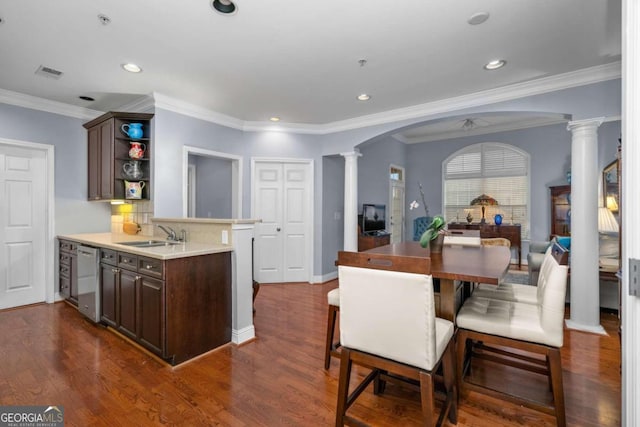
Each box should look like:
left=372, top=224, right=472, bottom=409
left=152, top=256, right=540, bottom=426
left=0, top=280, right=620, bottom=426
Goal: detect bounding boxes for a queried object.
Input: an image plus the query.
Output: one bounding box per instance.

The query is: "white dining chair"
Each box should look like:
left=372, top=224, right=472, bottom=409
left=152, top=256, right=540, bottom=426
left=335, top=251, right=457, bottom=427
left=324, top=287, right=340, bottom=369
left=456, top=243, right=569, bottom=426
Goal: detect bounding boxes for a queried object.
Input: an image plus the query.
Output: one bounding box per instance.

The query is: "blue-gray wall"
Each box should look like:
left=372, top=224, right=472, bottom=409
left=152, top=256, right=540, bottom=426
left=357, top=120, right=621, bottom=248
left=190, top=154, right=233, bottom=218
left=321, top=155, right=345, bottom=275
left=357, top=138, right=407, bottom=223
left=0, top=103, right=111, bottom=234
left=0, top=78, right=622, bottom=279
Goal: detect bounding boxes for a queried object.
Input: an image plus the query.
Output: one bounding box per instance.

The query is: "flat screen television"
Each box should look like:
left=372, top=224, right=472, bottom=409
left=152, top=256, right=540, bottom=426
left=362, top=204, right=386, bottom=234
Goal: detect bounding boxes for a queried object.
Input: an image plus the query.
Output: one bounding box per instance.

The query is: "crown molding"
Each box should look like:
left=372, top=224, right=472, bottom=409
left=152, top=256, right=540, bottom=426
left=320, top=61, right=621, bottom=135
left=0, top=87, right=103, bottom=120
left=152, top=93, right=245, bottom=130
left=0, top=61, right=621, bottom=133
left=116, top=95, right=155, bottom=113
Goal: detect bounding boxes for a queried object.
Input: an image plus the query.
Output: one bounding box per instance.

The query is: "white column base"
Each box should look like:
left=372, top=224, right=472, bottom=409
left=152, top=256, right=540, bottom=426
left=232, top=325, right=256, bottom=344
left=564, top=319, right=607, bottom=335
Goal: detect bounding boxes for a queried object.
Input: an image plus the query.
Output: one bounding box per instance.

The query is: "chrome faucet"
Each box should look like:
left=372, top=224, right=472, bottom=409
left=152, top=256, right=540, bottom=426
left=157, top=225, right=178, bottom=241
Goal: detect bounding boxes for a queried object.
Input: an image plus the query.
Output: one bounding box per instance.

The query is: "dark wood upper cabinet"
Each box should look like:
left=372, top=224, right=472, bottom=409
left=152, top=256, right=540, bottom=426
left=83, top=112, right=153, bottom=201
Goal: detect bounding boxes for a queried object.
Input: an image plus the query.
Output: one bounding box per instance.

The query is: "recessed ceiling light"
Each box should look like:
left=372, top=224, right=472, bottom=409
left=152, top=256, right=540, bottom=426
left=484, top=59, right=506, bottom=70
left=269, top=117, right=280, bottom=122
left=468, top=12, right=490, bottom=25
left=97, top=14, right=111, bottom=25
left=122, top=63, right=142, bottom=73
left=212, top=0, right=237, bottom=15
left=357, top=94, right=371, bottom=101
left=79, top=96, right=95, bottom=102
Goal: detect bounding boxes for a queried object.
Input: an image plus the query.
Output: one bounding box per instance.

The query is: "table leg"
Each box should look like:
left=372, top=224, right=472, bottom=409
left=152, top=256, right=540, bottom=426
left=440, top=278, right=456, bottom=322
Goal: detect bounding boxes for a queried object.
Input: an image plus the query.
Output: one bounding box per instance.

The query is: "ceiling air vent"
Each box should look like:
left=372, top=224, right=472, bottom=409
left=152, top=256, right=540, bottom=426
left=35, top=65, right=64, bottom=79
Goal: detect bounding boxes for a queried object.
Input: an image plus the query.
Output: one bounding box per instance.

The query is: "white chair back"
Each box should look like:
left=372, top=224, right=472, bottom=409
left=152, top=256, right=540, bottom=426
left=443, top=229, right=481, bottom=247
left=338, top=265, right=438, bottom=370
left=537, top=256, right=569, bottom=347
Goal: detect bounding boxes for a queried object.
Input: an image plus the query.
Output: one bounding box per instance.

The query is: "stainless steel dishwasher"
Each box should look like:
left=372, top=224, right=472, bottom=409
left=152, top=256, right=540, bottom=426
left=76, top=245, right=100, bottom=322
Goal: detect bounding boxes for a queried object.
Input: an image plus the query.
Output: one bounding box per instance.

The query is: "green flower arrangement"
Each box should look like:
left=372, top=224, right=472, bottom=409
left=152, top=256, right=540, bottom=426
left=419, top=215, right=446, bottom=248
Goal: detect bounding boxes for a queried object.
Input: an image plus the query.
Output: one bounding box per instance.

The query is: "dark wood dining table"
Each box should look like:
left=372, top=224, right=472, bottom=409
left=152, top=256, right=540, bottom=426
left=364, top=242, right=512, bottom=322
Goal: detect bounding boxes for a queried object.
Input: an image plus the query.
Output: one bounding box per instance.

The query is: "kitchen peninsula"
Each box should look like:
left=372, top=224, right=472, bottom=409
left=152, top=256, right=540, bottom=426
left=58, top=218, right=258, bottom=365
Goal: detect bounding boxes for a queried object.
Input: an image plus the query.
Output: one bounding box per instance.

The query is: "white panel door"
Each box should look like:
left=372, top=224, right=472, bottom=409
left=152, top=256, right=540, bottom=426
left=0, top=145, right=46, bottom=309
left=254, top=163, right=283, bottom=283
left=254, top=161, right=310, bottom=283
left=390, top=182, right=405, bottom=244
left=282, top=163, right=309, bottom=282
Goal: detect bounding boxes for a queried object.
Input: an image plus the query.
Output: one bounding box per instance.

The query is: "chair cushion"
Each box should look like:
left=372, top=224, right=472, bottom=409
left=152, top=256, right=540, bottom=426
left=473, top=282, right=538, bottom=304
left=456, top=296, right=561, bottom=347
left=327, top=288, right=340, bottom=306
left=435, top=318, right=455, bottom=361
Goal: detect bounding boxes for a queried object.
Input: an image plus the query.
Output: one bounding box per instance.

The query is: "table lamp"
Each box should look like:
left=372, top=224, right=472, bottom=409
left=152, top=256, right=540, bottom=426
left=470, top=194, right=498, bottom=224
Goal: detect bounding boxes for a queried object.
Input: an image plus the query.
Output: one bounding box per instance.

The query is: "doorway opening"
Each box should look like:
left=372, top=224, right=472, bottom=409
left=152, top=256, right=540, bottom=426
left=182, top=146, right=242, bottom=218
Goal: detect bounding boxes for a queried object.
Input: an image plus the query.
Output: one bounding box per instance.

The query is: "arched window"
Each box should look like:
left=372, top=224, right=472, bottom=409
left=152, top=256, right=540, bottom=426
left=443, top=142, right=530, bottom=238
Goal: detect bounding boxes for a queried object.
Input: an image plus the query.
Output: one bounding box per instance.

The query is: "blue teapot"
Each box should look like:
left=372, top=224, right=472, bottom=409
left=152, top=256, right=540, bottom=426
left=121, top=123, right=144, bottom=139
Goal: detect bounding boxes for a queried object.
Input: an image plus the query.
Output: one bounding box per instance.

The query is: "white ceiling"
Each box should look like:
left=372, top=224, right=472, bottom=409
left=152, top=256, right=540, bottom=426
left=0, top=0, right=621, bottom=132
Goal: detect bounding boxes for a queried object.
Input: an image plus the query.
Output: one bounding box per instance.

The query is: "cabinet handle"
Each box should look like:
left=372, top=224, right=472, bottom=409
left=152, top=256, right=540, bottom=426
left=135, top=275, right=142, bottom=281
left=145, top=264, right=153, bottom=270
left=123, top=259, right=129, bottom=263
left=111, top=268, right=119, bottom=273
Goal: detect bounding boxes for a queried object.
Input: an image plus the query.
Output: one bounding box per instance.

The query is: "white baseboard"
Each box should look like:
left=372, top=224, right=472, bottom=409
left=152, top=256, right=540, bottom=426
left=311, top=271, right=338, bottom=284
left=232, top=325, right=256, bottom=344
left=564, top=319, right=607, bottom=335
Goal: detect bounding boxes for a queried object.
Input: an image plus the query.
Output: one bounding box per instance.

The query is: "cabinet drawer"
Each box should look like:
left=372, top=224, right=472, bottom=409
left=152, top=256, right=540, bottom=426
left=100, top=248, right=118, bottom=266
left=59, top=253, right=72, bottom=266
left=59, top=240, right=77, bottom=253
left=60, top=275, right=71, bottom=295
left=59, top=263, right=71, bottom=278
left=138, top=256, right=164, bottom=279
left=118, top=252, right=138, bottom=271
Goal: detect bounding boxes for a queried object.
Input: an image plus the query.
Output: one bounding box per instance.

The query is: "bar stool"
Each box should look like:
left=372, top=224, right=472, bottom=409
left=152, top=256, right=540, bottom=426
left=324, top=288, right=340, bottom=369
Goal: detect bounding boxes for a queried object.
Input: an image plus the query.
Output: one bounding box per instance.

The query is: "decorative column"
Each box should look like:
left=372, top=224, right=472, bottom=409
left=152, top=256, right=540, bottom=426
left=341, top=151, right=362, bottom=251
left=565, top=117, right=605, bottom=334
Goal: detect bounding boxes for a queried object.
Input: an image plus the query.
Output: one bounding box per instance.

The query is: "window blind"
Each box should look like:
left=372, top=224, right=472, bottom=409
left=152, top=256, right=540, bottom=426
left=443, top=143, right=530, bottom=238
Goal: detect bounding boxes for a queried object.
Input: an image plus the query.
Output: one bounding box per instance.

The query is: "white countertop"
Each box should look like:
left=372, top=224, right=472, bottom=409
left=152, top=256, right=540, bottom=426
left=58, top=233, right=233, bottom=260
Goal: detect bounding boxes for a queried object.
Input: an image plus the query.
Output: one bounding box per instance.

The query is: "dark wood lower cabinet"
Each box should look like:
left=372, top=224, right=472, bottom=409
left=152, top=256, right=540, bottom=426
left=58, top=239, right=78, bottom=306
left=118, top=269, right=139, bottom=341
left=138, top=275, right=165, bottom=356
left=98, top=247, right=230, bottom=365
left=99, top=263, right=117, bottom=328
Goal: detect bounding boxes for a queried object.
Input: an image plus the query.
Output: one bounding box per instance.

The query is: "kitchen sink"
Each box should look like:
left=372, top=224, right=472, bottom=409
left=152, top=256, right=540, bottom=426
left=116, top=240, right=182, bottom=248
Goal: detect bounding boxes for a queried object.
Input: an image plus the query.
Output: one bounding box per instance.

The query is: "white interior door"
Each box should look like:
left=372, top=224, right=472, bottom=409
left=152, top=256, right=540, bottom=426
left=389, top=166, right=405, bottom=244
left=0, top=144, right=47, bottom=309
left=253, top=160, right=311, bottom=283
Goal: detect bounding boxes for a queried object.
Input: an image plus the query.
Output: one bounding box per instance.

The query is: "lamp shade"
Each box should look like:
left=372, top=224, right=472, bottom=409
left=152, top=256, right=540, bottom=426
left=470, top=194, right=499, bottom=206
left=470, top=194, right=498, bottom=224
left=598, top=206, right=619, bottom=233
left=606, top=195, right=619, bottom=212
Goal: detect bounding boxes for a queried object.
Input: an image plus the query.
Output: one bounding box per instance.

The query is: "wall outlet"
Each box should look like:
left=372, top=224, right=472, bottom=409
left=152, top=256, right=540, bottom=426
left=221, top=230, right=229, bottom=245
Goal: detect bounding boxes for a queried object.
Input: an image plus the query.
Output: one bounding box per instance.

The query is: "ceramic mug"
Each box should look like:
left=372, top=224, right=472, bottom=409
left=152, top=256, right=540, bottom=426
left=124, top=180, right=145, bottom=199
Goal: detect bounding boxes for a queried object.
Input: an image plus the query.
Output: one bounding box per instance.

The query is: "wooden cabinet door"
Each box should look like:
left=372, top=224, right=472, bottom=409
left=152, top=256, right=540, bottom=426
left=98, top=120, right=114, bottom=199
left=118, top=269, right=138, bottom=340
left=100, top=264, right=118, bottom=328
left=138, top=276, right=165, bottom=356
left=87, top=120, right=114, bottom=200
left=87, top=126, right=101, bottom=200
